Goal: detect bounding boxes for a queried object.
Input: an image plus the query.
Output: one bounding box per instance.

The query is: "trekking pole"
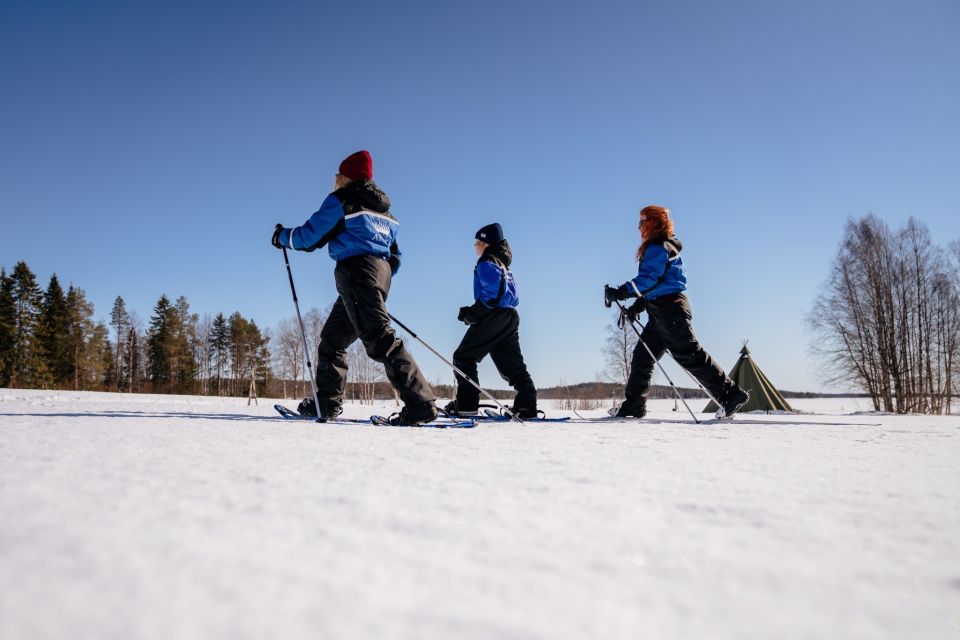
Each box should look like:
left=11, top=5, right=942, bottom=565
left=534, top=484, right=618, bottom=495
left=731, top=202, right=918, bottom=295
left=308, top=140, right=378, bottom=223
left=387, top=313, right=523, bottom=423
left=280, top=245, right=322, bottom=422
left=612, top=299, right=702, bottom=424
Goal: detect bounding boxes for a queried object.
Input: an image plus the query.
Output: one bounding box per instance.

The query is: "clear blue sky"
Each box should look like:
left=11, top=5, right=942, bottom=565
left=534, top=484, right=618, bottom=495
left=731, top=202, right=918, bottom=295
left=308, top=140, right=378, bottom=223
left=2, top=0, right=958, bottom=392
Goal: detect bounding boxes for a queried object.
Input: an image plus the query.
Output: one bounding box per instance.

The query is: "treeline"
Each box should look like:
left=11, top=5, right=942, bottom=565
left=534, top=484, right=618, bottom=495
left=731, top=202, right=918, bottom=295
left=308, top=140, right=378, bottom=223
left=0, top=261, right=269, bottom=395
left=1, top=262, right=111, bottom=389
left=810, top=215, right=959, bottom=414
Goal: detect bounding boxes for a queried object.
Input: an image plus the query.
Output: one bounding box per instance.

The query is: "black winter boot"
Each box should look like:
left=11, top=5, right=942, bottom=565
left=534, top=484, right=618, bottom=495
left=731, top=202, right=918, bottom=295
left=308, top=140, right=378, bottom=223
left=297, top=398, right=342, bottom=421
left=297, top=398, right=316, bottom=417
left=443, top=399, right=479, bottom=417
left=511, top=391, right=538, bottom=419
left=510, top=405, right=541, bottom=419
left=389, top=401, right=439, bottom=425
left=718, top=388, right=750, bottom=418
left=610, top=399, right=647, bottom=418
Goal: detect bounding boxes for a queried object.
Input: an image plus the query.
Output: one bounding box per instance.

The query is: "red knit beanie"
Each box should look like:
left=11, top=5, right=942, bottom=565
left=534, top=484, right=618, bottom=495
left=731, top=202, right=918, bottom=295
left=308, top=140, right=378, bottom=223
left=339, top=150, right=373, bottom=181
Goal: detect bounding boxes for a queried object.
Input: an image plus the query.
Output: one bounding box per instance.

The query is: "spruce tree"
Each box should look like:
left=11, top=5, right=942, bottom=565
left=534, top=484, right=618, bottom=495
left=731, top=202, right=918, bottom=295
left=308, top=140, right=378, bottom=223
left=208, top=312, right=229, bottom=396
left=39, top=274, right=71, bottom=387
left=148, top=295, right=174, bottom=392
left=0, top=269, right=15, bottom=386
left=110, top=296, right=130, bottom=391
left=9, top=261, right=50, bottom=388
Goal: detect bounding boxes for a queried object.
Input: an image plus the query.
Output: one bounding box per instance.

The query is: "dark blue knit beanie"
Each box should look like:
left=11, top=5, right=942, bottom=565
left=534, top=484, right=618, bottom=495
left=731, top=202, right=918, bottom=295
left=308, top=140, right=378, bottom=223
left=475, top=223, right=504, bottom=243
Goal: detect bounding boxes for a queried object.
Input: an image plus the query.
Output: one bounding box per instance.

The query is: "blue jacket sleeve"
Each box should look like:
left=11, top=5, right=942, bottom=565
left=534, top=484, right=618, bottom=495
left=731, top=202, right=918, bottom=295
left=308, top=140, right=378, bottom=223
left=623, top=244, right=667, bottom=297
left=277, top=195, right=344, bottom=252
left=474, top=261, right=504, bottom=306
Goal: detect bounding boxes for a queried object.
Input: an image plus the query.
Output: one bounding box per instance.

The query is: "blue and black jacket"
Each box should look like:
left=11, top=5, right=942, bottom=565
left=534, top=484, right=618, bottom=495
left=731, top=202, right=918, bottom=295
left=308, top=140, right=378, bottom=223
left=467, top=240, right=519, bottom=319
left=621, top=236, right=687, bottom=301
left=276, top=180, right=401, bottom=271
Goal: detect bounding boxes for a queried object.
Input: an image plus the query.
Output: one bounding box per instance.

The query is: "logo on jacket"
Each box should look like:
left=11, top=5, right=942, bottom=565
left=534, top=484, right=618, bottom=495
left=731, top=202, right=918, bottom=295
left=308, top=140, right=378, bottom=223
left=371, top=219, right=391, bottom=243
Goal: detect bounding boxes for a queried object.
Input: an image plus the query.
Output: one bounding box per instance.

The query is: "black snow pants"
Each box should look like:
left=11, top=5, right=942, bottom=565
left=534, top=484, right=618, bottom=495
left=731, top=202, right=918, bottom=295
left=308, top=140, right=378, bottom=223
left=453, top=307, right=536, bottom=410
left=315, top=254, right=434, bottom=408
left=625, top=293, right=735, bottom=404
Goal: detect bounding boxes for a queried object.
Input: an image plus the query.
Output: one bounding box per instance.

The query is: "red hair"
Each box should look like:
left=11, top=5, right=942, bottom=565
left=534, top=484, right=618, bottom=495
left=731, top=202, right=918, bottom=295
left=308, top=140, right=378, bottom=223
left=636, top=205, right=674, bottom=261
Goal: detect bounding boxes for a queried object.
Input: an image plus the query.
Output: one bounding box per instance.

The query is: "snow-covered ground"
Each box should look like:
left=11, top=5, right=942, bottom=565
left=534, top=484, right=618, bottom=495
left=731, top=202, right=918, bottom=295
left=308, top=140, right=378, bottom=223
left=1, top=390, right=958, bottom=640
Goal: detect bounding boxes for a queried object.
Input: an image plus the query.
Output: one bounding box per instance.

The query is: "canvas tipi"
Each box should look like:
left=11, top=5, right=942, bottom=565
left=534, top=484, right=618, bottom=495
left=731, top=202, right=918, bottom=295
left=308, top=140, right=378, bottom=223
left=704, top=344, right=794, bottom=413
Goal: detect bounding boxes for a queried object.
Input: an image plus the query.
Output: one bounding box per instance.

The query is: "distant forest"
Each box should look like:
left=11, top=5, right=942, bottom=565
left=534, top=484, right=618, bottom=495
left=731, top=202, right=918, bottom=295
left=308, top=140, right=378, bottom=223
left=0, top=261, right=274, bottom=398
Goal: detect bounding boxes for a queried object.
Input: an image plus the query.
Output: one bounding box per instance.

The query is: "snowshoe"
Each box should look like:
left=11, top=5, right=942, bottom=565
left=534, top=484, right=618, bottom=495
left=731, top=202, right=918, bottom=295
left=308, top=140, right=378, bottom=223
left=477, top=406, right=570, bottom=423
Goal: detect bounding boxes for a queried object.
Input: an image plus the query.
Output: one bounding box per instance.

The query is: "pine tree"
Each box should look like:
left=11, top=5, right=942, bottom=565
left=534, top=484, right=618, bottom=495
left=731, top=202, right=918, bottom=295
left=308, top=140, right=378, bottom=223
left=0, top=269, right=15, bottom=386
left=172, top=296, right=196, bottom=394
left=65, top=286, right=95, bottom=390
left=251, top=320, right=271, bottom=397
left=84, top=321, right=113, bottom=390
left=38, top=274, right=71, bottom=387
left=127, top=326, right=142, bottom=392
left=8, top=261, right=50, bottom=388
left=222, top=314, right=270, bottom=398
left=227, top=312, right=251, bottom=396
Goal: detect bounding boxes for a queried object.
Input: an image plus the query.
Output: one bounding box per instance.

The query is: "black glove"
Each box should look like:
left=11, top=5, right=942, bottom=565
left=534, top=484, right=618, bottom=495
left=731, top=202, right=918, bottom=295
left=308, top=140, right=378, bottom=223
left=388, top=241, right=401, bottom=275
left=616, top=297, right=646, bottom=329
left=624, top=296, right=645, bottom=321
left=604, top=284, right=631, bottom=307
left=271, top=224, right=285, bottom=249
left=458, top=306, right=478, bottom=325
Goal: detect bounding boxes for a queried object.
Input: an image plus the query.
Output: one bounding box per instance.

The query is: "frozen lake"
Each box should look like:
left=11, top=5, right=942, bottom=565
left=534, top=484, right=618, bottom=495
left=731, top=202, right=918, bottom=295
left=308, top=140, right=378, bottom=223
left=1, top=390, right=958, bottom=639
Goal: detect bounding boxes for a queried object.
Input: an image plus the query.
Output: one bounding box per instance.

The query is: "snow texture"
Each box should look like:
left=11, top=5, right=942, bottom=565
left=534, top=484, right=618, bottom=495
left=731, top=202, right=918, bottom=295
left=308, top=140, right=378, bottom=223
left=1, top=389, right=958, bottom=640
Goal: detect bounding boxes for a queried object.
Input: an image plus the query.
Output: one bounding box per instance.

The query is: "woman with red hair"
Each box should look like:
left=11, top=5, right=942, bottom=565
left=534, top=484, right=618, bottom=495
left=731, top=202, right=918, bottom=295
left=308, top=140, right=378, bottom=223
left=604, top=206, right=749, bottom=418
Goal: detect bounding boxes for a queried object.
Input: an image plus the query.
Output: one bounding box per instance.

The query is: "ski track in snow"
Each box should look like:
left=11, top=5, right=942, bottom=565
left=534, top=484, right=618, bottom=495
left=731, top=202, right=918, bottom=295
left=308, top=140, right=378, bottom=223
left=1, top=390, right=958, bottom=640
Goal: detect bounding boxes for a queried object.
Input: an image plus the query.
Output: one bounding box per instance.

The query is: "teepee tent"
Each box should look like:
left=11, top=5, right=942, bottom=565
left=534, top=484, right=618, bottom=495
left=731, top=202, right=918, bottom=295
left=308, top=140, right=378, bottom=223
left=704, top=344, right=793, bottom=413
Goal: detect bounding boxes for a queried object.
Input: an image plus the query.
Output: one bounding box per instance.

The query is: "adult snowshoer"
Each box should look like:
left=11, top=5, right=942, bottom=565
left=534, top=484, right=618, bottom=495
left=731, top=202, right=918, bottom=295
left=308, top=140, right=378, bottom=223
left=603, top=205, right=749, bottom=419
left=271, top=150, right=438, bottom=425
left=444, top=223, right=538, bottom=418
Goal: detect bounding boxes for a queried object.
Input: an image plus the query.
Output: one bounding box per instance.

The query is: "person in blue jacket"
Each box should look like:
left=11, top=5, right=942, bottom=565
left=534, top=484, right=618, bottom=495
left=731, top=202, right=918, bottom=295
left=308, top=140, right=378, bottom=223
left=444, top=223, right=538, bottom=418
left=271, top=150, right=437, bottom=425
left=604, top=205, right=749, bottom=418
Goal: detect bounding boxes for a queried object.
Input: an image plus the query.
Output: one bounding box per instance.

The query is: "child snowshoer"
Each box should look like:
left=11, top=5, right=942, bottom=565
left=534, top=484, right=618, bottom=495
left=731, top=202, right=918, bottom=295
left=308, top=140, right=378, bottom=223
left=445, top=223, right=538, bottom=418
left=271, top=150, right=438, bottom=425
left=603, top=206, right=749, bottom=418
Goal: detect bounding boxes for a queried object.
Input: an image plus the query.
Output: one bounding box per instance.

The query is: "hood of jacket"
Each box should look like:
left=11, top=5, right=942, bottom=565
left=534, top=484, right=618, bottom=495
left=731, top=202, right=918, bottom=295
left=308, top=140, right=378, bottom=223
left=334, top=179, right=391, bottom=214
left=640, top=235, right=683, bottom=259
left=479, top=239, right=512, bottom=268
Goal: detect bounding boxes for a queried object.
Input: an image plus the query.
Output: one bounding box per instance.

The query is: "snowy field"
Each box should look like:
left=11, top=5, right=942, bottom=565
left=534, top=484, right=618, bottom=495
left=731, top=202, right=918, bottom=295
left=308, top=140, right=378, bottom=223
left=1, top=390, right=958, bottom=640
